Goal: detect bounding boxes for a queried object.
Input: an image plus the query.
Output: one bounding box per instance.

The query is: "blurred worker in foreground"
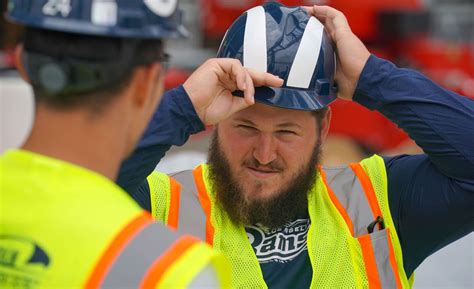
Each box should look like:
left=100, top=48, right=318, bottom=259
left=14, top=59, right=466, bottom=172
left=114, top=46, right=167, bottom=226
left=117, top=3, right=474, bottom=288
left=0, top=1, right=284, bottom=288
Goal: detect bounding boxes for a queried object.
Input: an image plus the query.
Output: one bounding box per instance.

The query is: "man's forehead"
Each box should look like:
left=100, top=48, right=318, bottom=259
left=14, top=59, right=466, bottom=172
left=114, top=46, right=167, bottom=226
left=232, top=103, right=314, bottom=125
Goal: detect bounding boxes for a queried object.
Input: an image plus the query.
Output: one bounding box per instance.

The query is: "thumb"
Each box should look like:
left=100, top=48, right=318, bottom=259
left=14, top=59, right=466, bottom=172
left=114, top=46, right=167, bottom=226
left=247, top=68, right=284, bottom=88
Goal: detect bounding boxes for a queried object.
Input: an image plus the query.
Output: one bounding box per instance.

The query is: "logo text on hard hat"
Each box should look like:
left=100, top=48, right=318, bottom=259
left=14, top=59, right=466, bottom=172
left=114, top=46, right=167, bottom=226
left=42, top=0, right=72, bottom=17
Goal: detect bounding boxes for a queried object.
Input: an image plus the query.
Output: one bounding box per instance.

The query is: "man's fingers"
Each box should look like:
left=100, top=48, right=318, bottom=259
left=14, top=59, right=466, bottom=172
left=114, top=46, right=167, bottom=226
left=210, top=58, right=282, bottom=89
left=212, top=58, right=247, bottom=91
left=312, top=5, right=350, bottom=33
left=303, top=6, right=313, bottom=14
left=209, top=58, right=282, bottom=105
left=247, top=68, right=284, bottom=88
left=223, top=59, right=254, bottom=104
left=243, top=71, right=255, bottom=105
left=311, top=5, right=336, bottom=19
left=230, top=94, right=253, bottom=115
left=303, top=6, right=327, bottom=24
left=231, top=61, right=248, bottom=91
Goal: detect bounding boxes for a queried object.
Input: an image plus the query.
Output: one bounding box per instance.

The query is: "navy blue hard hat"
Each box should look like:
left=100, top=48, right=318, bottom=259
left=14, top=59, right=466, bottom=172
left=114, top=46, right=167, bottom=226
left=217, top=2, right=337, bottom=111
left=6, top=0, right=188, bottom=39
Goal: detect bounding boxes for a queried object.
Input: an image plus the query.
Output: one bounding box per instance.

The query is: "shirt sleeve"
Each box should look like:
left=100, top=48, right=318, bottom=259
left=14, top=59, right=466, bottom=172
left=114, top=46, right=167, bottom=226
left=353, top=55, right=474, bottom=277
left=116, top=85, right=205, bottom=196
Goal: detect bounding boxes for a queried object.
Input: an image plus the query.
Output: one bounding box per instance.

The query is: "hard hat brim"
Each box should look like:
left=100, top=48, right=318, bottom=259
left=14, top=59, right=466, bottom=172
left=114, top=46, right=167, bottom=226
left=250, top=86, right=338, bottom=111
left=6, top=11, right=189, bottom=39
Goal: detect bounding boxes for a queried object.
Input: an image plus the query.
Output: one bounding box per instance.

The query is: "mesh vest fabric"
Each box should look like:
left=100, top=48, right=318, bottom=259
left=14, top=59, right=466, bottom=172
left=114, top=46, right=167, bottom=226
left=200, top=166, right=268, bottom=288
left=148, top=155, right=411, bottom=288
left=360, top=155, right=414, bottom=287
left=307, top=174, right=368, bottom=288
left=147, top=170, right=171, bottom=223
left=150, top=168, right=266, bottom=288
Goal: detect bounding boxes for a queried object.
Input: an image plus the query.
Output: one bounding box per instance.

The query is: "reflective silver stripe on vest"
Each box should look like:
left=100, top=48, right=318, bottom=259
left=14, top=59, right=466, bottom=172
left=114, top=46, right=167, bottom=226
left=324, top=166, right=376, bottom=237
left=370, top=229, right=397, bottom=287
left=170, top=170, right=207, bottom=241
left=324, top=166, right=398, bottom=288
left=101, top=222, right=183, bottom=288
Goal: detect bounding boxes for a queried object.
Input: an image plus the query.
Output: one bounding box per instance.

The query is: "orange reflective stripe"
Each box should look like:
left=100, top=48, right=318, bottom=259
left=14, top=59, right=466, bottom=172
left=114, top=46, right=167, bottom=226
left=139, top=236, right=199, bottom=289
left=193, top=165, right=215, bottom=245
left=85, top=212, right=153, bottom=288
left=319, top=167, right=355, bottom=236
left=168, top=177, right=181, bottom=229
left=350, top=163, right=383, bottom=225
left=352, top=164, right=403, bottom=288
left=358, top=234, right=382, bottom=289
left=386, top=228, right=403, bottom=289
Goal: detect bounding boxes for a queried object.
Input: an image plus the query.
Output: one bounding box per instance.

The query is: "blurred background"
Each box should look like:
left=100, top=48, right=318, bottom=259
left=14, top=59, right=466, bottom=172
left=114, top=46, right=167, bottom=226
left=1, top=1, right=473, bottom=288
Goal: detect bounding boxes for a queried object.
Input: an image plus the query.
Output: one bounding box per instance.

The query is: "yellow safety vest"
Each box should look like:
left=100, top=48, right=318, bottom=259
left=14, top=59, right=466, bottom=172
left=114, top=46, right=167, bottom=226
left=0, top=149, right=230, bottom=289
left=147, top=155, right=415, bottom=288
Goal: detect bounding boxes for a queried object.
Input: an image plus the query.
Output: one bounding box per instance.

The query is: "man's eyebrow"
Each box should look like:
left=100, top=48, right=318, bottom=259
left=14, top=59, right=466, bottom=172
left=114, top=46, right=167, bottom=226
left=275, top=122, right=302, bottom=130
left=234, top=118, right=257, bottom=126
left=235, top=118, right=302, bottom=130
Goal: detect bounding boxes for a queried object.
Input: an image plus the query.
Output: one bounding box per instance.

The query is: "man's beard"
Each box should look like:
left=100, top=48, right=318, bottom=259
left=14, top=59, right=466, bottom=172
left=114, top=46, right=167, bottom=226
left=207, top=131, right=322, bottom=229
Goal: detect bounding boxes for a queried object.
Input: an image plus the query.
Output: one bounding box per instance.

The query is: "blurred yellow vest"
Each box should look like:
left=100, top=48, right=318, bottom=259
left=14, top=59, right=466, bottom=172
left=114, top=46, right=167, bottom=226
left=0, top=150, right=229, bottom=289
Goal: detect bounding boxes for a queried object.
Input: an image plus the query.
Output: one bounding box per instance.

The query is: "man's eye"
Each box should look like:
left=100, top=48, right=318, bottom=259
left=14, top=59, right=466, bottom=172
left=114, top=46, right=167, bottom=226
left=277, top=130, right=297, bottom=135
left=237, top=125, right=257, bottom=130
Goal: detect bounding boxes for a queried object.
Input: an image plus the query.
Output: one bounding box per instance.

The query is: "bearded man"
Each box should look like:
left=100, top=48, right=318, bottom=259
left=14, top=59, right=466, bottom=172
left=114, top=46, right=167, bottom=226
left=117, top=4, right=474, bottom=289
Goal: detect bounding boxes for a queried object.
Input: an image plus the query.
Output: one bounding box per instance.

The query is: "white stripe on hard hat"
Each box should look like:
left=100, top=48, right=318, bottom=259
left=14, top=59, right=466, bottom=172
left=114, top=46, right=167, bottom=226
left=286, top=17, right=324, bottom=89
left=243, top=6, right=268, bottom=72
left=91, top=0, right=118, bottom=26
left=144, top=0, right=178, bottom=17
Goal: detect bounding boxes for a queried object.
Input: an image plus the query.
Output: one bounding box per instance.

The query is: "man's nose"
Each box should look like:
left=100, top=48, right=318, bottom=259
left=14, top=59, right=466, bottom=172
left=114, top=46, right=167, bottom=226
left=253, top=134, right=277, bottom=166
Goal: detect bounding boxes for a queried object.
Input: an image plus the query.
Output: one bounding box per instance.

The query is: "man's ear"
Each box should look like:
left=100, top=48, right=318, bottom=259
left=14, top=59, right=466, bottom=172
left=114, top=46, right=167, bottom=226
left=127, top=63, right=161, bottom=108
left=320, top=107, right=332, bottom=142
left=14, top=44, right=30, bottom=83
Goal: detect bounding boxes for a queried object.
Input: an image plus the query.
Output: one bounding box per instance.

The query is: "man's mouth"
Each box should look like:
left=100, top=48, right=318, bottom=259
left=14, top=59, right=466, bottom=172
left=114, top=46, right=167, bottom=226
left=246, top=166, right=281, bottom=178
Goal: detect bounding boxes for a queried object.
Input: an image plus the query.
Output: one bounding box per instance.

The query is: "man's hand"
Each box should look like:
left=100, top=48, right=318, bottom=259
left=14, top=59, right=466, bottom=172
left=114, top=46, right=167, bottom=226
left=306, top=6, right=371, bottom=100
left=183, top=58, right=283, bottom=125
